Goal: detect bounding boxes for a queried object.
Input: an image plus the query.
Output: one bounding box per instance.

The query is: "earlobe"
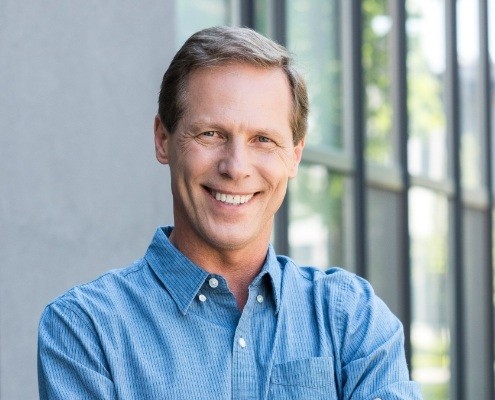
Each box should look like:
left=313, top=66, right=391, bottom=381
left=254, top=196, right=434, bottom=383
left=154, top=115, right=170, bottom=165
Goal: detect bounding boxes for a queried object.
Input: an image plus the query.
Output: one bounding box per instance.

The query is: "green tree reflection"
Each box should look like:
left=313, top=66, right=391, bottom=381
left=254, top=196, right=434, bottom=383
left=363, top=0, right=393, bottom=164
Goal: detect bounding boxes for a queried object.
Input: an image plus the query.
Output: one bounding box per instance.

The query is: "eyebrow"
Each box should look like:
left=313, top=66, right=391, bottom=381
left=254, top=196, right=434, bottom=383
left=186, top=120, right=224, bottom=133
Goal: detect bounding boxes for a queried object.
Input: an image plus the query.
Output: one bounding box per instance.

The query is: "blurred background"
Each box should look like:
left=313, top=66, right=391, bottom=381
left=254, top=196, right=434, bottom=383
left=1, top=0, right=494, bottom=399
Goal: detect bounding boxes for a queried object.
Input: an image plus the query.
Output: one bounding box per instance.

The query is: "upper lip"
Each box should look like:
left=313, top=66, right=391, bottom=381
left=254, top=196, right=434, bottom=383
left=204, top=186, right=258, bottom=196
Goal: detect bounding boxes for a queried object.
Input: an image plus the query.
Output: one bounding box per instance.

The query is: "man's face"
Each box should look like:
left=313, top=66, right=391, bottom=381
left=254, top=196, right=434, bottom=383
left=154, top=63, right=304, bottom=253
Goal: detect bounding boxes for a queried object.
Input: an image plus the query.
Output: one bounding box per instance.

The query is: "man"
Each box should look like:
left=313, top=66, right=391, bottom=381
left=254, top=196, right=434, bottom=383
left=38, top=26, right=422, bottom=399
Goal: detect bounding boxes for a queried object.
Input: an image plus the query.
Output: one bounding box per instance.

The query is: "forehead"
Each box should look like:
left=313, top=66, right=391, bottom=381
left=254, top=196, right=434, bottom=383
left=180, top=63, right=292, bottom=131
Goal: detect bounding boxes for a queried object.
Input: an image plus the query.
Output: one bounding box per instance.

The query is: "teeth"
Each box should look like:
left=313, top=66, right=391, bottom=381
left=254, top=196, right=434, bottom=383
left=214, top=191, right=253, bottom=205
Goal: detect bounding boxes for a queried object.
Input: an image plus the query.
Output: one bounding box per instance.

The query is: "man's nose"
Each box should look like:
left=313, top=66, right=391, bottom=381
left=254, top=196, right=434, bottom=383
left=217, top=139, right=252, bottom=179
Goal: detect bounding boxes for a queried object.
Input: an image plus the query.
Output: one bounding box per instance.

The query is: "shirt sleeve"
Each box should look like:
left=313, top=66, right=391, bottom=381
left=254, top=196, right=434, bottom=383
left=332, top=272, right=423, bottom=399
left=38, top=299, right=117, bottom=400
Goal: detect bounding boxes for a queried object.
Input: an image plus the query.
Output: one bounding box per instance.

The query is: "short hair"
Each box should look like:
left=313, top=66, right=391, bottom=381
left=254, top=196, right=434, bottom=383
left=158, top=26, right=308, bottom=145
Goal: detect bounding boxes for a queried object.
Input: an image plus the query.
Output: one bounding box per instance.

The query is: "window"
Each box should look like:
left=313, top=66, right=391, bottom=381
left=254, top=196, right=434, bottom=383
left=363, top=0, right=394, bottom=165
left=457, top=0, right=484, bottom=191
left=176, top=0, right=233, bottom=47
left=286, top=0, right=352, bottom=271
left=407, top=0, right=448, bottom=182
left=287, top=0, right=344, bottom=149
left=409, top=188, right=450, bottom=398
left=289, top=164, right=349, bottom=269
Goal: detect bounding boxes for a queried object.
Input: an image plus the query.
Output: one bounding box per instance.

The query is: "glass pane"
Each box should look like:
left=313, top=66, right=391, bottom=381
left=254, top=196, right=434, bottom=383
left=363, top=0, right=394, bottom=165
left=288, top=164, right=348, bottom=269
left=176, top=0, right=231, bottom=47
left=457, top=0, right=483, bottom=190
left=286, top=0, right=344, bottom=149
left=409, top=187, right=450, bottom=399
left=407, top=0, right=448, bottom=181
left=254, top=0, right=270, bottom=37
left=367, top=188, right=401, bottom=316
left=463, top=208, right=492, bottom=398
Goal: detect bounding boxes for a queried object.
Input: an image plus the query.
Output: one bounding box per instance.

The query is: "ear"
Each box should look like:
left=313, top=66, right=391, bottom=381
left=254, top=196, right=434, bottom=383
left=154, top=114, right=170, bottom=165
left=288, top=139, right=305, bottom=178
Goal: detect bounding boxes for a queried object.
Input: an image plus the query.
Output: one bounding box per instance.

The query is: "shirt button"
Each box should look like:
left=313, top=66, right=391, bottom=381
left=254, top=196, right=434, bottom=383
left=208, top=278, right=219, bottom=288
left=198, top=294, right=207, bottom=302
left=256, top=295, right=264, bottom=303
left=238, top=338, right=247, bottom=348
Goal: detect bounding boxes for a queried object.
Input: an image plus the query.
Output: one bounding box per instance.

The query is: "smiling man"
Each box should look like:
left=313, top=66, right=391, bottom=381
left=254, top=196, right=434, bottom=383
left=154, top=62, right=303, bottom=310
left=38, top=27, right=422, bottom=399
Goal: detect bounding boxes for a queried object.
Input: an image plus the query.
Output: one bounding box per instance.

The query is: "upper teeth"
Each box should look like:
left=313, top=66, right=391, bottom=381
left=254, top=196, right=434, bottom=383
left=214, top=191, right=254, bottom=205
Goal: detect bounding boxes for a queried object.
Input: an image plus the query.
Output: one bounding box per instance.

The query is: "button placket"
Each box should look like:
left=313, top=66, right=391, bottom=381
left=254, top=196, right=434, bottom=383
left=232, top=290, right=258, bottom=399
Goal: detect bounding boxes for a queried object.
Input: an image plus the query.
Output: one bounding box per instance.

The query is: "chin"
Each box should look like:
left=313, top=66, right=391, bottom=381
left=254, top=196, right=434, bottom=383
left=196, top=218, right=271, bottom=251
left=208, top=236, right=250, bottom=251
left=204, top=229, right=256, bottom=251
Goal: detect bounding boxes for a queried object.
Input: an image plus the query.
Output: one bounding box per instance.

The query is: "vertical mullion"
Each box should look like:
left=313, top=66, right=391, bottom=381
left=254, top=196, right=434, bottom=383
left=446, top=1, right=464, bottom=399
left=390, top=0, right=412, bottom=367
left=272, top=0, right=286, bottom=45
left=272, top=0, right=289, bottom=255
left=274, top=197, right=290, bottom=256
left=479, top=0, right=495, bottom=398
left=350, top=0, right=367, bottom=278
left=240, top=0, right=255, bottom=28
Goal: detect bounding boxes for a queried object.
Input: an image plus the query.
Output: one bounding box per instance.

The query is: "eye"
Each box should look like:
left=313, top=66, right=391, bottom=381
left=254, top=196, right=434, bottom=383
left=257, top=136, right=273, bottom=143
left=194, top=130, right=224, bottom=146
left=197, top=131, right=222, bottom=141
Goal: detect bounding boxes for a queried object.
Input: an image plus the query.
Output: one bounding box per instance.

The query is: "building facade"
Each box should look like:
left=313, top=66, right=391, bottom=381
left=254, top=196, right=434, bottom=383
left=1, top=1, right=494, bottom=399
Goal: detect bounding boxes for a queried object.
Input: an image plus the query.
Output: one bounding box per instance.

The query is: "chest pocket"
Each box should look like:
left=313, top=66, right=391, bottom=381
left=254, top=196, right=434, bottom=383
left=268, top=357, right=338, bottom=400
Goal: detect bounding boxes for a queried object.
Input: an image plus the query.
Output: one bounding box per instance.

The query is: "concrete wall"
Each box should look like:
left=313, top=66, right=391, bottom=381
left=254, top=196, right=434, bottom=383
left=0, top=1, right=175, bottom=398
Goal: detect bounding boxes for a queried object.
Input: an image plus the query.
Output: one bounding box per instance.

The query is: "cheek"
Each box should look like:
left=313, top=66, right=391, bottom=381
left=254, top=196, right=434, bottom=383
left=176, top=153, right=219, bottom=189
left=255, top=156, right=292, bottom=190
left=256, top=148, right=295, bottom=176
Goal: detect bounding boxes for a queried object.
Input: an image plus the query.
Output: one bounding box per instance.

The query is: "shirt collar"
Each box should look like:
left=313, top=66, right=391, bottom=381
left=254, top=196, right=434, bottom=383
left=250, top=244, right=282, bottom=314
left=144, top=226, right=282, bottom=315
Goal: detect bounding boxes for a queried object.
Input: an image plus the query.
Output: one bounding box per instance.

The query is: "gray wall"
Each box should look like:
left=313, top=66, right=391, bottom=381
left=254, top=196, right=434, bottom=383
left=0, top=2, right=175, bottom=398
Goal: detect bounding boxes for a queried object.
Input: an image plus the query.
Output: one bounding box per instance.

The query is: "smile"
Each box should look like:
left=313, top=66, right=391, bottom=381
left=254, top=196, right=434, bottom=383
left=210, top=190, right=254, bottom=205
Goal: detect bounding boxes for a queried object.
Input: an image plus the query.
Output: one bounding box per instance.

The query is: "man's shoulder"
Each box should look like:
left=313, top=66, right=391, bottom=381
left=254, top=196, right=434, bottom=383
left=278, top=257, right=401, bottom=337
left=43, top=259, right=149, bottom=316
left=277, top=256, right=381, bottom=310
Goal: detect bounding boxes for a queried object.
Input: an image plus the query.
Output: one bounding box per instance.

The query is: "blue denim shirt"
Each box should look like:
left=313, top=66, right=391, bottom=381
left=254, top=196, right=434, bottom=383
left=38, top=226, right=422, bottom=399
